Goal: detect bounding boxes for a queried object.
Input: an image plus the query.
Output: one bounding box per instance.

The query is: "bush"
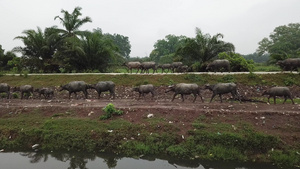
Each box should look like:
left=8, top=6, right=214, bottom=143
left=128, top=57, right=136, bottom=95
left=218, top=52, right=254, bottom=72
left=100, top=103, right=123, bottom=120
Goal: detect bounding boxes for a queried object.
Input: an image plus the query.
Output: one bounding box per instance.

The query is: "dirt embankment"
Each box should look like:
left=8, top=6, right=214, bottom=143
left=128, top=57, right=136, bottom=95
left=1, top=85, right=300, bottom=146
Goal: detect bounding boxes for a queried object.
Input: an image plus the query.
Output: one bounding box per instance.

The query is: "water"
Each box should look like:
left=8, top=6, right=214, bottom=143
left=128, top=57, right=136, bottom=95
left=0, top=152, right=286, bottom=169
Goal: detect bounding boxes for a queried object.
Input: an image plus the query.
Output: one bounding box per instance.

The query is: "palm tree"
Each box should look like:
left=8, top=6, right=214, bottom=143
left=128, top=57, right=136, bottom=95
left=14, top=27, right=58, bottom=72
left=80, top=29, right=120, bottom=72
left=176, top=28, right=235, bottom=65
left=54, top=6, right=92, bottom=38
left=53, top=7, right=92, bottom=72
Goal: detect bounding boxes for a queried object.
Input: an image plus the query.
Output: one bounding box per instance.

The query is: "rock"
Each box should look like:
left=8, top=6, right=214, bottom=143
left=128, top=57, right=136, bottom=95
left=147, top=114, right=154, bottom=118
left=32, top=144, right=39, bottom=149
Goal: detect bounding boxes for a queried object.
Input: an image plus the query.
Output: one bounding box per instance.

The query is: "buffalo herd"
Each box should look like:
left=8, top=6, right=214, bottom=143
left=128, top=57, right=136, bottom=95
left=0, top=81, right=295, bottom=104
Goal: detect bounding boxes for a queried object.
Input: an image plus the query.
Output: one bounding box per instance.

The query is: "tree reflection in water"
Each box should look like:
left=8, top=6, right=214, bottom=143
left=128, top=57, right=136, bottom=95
left=18, top=152, right=281, bottom=169
left=20, top=152, right=120, bottom=169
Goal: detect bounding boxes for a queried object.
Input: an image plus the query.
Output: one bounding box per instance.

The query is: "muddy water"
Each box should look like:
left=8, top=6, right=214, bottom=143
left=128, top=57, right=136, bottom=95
left=0, top=152, right=285, bottom=169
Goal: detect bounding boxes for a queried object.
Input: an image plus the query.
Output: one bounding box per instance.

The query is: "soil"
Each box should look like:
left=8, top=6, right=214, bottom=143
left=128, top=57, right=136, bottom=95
left=1, top=85, right=300, bottom=147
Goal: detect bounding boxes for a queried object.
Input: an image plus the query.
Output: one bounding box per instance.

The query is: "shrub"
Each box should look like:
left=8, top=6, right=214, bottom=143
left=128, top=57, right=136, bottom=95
left=100, top=103, right=123, bottom=120
left=218, top=52, right=254, bottom=72
left=12, top=93, right=19, bottom=99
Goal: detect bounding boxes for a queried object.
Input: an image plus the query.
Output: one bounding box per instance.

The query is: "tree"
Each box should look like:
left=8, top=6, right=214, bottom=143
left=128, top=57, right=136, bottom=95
left=257, top=23, right=300, bottom=62
left=176, top=28, right=235, bottom=69
left=150, top=34, right=186, bottom=63
left=0, top=45, right=17, bottom=71
left=243, top=53, right=270, bottom=63
left=80, top=29, right=120, bottom=72
left=52, top=7, right=92, bottom=72
left=14, top=27, right=59, bottom=72
left=104, top=33, right=131, bottom=60
left=54, top=7, right=92, bottom=38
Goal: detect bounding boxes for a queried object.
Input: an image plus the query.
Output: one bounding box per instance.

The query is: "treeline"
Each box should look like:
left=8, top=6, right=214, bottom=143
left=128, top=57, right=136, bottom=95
left=1, top=7, right=299, bottom=73
left=1, top=7, right=130, bottom=73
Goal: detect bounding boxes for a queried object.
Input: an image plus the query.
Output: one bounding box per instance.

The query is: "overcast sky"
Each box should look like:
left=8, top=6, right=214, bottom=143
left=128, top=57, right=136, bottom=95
left=1, top=0, right=300, bottom=57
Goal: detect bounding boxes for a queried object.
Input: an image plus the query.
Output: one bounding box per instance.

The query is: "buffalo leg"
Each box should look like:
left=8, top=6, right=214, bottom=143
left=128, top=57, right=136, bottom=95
left=192, top=94, right=197, bottom=102
left=181, top=94, right=184, bottom=102
left=172, top=94, right=177, bottom=102
left=283, top=96, right=287, bottom=104
left=198, top=92, right=204, bottom=103
left=219, top=94, right=223, bottom=103
left=290, top=97, right=295, bottom=104
left=210, top=94, right=216, bottom=103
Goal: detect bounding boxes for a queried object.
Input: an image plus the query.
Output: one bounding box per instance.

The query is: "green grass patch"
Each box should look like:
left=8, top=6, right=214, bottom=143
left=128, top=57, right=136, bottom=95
left=253, top=63, right=281, bottom=72
left=1, top=73, right=300, bottom=87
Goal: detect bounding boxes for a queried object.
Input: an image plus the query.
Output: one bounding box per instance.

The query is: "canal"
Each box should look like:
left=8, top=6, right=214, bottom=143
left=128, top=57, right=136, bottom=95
left=0, top=151, right=287, bottom=169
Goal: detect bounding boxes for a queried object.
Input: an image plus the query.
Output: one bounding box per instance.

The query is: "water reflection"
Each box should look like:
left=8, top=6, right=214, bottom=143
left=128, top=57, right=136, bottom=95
left=3, top=151, right=286, bottom=169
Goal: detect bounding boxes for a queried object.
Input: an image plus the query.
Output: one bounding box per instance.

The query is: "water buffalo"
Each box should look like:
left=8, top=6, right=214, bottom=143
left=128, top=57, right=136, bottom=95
left=276, top=58, right=300, bottom=72
left=132, top=84, right=155, bottom=100
left=262, top=87, right=294, bottom=104
left=141, top=62, right=156, bottom=74
left=171, top=62, right=183, bottom=73
left=123, top=62, right=142, bottom=73
left=34, top=88, right=54, bottom=99
left=175, top=65, right=189, bottom=73
left=60, top=81, right=89, bottom=99
left=13, top=85, right=34, bottom=99
left=205, top=83, right=240, bottom=103
left=206, top=59, right=230, bottom=73
left=89, top=81, right=115, bottom=99
left=0, top=83, right=10, bottom=99
left=158, top=64, right=172, bottom=73
left=166, top=83, right=203, bottom=102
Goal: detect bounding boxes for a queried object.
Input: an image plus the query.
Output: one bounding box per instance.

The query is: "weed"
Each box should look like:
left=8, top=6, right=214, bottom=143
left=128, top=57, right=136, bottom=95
left=100, top=103, right=123, bottom=120
left=284, top=76, right=296, bottom=86
left=270, top=150, right=300, bottom=168
left=184, top=74, right=203, bottom=82
left=247, top=71, right=258, bottom=79
left=0, top=93, right=7, bottom=98
left=208, top=145, right=247, bottom=161
left=219, top=75, right=235, bottom=83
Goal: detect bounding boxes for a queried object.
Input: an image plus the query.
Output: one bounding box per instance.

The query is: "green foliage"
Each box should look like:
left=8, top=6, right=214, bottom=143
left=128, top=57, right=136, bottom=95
left=176, top=28, right=235, bottom=66
left=219, top=75, right=235, bottom=83
left=284, top=76, right=297, bottom=86
left=270, top=150, right=300, bottom=168
left=208, top=145, right=247, bottom=161
left=149, top=34, right=186, bottom=63
left=0, top=46, right=17, bottom=71
left=243, top=53, right=270, bottom=63
left=104, top=33, right=131, bottom=60
left=135, top=80, right=149, bottom=86
left=12, top=7, right=127, bottom=73
left=190, top=62, right=202, bottom=72
left=0, top=93, right=7, bottom=98
left=257, top=23, right=300, bottom=62
left=253, top=63, right=281, bottom=72
left=12, top=93, right=19, bottom=99
left=183, top=74, right=206, bottom=83
left=100, top=103, right=123, bottom=120
left=218, top=52, right=254, bottom=72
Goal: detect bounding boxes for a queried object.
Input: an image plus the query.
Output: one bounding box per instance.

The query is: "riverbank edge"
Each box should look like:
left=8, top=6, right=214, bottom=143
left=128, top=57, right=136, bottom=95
left=0, top=109, right=299, bottom=168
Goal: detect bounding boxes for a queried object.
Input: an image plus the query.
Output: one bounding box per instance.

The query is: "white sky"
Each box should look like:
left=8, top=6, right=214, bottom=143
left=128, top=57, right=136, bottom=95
left=1, top=0, right=300, bottom=57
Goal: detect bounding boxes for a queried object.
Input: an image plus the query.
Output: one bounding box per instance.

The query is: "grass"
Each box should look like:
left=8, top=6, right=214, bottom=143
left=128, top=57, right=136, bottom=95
left=253, top=63, right=281, bottom=72
left=1, top=73, right=300, bottom=87
left=0, top=108, right=299, bottom=168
